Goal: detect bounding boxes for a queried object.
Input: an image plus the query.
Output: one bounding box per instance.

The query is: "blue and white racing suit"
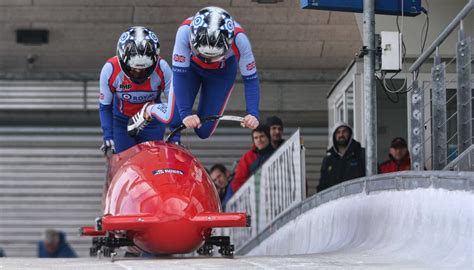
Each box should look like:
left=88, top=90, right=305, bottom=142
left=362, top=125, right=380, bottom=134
left=153, top=18, right=260, bottom=141
left=99, top=56, right=174, bottom=153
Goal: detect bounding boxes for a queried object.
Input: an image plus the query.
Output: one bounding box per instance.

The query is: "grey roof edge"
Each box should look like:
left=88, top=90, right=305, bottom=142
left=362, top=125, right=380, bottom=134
left=326, top=58, right=357, bottom=98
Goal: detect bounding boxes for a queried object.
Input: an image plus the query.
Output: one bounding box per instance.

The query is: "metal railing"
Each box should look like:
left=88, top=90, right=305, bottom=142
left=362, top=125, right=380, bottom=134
left=408, top=0, right=473, bottom=170
left=219, top=130, right=306, bottom=252
left=444, top=144, right=474, bottom=171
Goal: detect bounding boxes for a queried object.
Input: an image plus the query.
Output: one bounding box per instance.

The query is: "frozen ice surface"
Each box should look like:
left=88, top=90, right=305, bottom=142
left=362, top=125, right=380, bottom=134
left=0, top=188, right=471, bottom=269
left=248, top=188, right=473, bottom=268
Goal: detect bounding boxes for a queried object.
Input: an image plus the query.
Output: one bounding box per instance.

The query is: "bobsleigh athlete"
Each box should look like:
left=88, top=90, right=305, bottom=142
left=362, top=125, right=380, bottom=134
left=99, top=26, right=175, bottom=154
left=128, top=6, right=260, bottom=142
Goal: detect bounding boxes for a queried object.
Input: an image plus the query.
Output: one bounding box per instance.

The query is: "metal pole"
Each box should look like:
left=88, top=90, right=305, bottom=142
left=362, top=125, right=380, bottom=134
left=409, top=0, right=474, bottom=73
left=456, top=20, right=472, bottom=159
left=431, top=48, right=447, bottom=170
left=409, top=78, right=425, bottom=171
left=363, top=0, right=377, bottom=176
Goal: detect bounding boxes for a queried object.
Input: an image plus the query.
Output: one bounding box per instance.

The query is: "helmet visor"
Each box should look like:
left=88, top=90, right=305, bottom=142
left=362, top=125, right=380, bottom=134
left=127, top=54, right=155, bottom=69
left=190, top=44, right=226, bottom=63
left=128, top=68, right=150, bottom=80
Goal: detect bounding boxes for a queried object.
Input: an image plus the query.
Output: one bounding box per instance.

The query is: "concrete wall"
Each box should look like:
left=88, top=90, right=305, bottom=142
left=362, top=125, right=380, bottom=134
left=0, top=1, right=361, bottom=72
left=0, top=69, right=339, bottom=128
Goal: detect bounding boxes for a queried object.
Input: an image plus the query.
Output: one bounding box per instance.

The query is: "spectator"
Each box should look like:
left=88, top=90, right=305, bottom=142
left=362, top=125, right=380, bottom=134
left=379, top=137, right=411, bottom=173
left=210, top=164, right=230, bottom=202
left=318, top=123, right=365, bottom=192
left=266, top=116, right=285, bottom=149
left=225, top=125, right=274, bottom=202
left=38, top=229, right=77, bottom=258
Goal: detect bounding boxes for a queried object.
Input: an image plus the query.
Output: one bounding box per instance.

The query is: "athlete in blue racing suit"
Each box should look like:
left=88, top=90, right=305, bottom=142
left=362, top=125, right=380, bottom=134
left=127, top=6, right=260, bottom=142
left=99, top=26, right=174, bottom=153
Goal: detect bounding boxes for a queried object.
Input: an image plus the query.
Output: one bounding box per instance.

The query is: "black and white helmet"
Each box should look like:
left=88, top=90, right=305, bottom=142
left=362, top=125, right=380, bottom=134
left=117, top=26, right=160, bottom=84
left=189, top=6, right=235, bottom=63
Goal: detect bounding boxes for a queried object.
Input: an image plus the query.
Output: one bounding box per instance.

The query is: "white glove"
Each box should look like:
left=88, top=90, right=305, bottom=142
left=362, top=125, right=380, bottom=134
left=183, top=114, right=202, bottom=129
left=100, top=139, right=115, bottom=155
left=240, top=114, right=259, bottom=129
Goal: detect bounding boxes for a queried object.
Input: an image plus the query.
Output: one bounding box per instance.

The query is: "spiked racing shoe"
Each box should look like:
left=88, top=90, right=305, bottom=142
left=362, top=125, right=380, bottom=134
left=127, top=103, right=152, bottom=137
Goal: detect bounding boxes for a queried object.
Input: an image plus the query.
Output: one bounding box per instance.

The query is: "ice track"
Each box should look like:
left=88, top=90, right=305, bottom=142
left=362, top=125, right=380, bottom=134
left=0, top=172, right=472, bottom=269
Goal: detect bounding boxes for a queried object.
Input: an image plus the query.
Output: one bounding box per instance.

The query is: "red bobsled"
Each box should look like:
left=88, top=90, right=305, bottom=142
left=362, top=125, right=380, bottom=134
left=81, top=116, right=249, bottom=257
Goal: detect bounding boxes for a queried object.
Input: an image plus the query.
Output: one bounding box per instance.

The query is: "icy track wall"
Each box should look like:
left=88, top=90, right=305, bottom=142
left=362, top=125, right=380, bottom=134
left=244, top=171, right=473, bottom=268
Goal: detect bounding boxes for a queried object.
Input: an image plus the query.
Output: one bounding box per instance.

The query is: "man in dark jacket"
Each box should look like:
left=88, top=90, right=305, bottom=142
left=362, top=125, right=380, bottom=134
left=378, top=137, right=411, bottom=173
left=318, top=123, right=365, bottom=192
left=266, top=116, right=285, bottom=149
left=38, top=229, right=77, bottom=258
left=210, top=163, right=231, bottom=203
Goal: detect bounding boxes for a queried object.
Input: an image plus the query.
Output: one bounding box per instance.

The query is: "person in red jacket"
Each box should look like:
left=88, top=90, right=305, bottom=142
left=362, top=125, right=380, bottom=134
left=378, top=137, right=411, bottom=173
left=222, top=125, right=273, bottom=207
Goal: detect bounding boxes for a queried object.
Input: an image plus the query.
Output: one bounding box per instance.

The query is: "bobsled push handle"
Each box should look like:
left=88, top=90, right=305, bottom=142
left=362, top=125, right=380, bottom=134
left=165, top=115, right=244, bottom=143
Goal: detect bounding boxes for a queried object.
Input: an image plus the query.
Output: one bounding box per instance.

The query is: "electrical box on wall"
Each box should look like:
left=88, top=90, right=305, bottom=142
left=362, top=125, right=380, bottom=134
left=381, top=31, right=402, bottom=71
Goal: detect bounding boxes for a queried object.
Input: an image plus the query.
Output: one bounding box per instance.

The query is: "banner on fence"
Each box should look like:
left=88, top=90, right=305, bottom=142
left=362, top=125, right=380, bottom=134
left=258, top=129, right=303, bottom=231
left=220, top=129, right=304, bottom=251
left=224, top=174, right=258, bottom=248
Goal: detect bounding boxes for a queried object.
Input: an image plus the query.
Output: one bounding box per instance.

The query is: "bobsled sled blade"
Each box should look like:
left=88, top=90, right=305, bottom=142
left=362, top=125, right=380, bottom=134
left=102, top=214, right=159, bottom=231
left=191, top=212, right=250, bottom=228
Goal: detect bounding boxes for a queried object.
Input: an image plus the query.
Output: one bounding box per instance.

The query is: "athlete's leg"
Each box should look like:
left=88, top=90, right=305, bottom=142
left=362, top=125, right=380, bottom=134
left=194, top=57, right=238, bottom=139
left=113, top=118, right=138, bottom=153
left=136, top=119, right=166, bottom=144
left=167, top=104, right=183, bottom=143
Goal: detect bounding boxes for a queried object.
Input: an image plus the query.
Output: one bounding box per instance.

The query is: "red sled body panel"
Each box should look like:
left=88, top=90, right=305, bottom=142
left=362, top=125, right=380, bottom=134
left=82, top=141, right=248, bottom=255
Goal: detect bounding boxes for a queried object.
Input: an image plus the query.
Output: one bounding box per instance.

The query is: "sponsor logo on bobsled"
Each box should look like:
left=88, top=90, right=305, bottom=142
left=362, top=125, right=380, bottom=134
left=152, top=168, right=184, bottom=175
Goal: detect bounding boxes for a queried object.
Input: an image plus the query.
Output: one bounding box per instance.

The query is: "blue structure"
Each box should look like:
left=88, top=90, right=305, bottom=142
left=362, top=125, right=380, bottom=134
left=300, top=0, right=422, bottom=17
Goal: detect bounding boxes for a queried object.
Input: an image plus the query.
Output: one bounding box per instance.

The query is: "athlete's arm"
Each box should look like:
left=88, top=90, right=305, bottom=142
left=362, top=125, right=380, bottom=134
left=147, top=59, right=175, bottom=124
left=235, top=33, right=260, bottom=120
left=171, top=24, right=195, bottom=121
left=99, top=62, right=114, bottom=140
left=161, top=59, right=172, bottom=99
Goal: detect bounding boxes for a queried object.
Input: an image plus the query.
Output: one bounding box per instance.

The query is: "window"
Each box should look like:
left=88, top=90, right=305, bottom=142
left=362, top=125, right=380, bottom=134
left=334, top=83, right=354, bottom=126
left=336, top=98, right=344, bottom=122
left=345, top=84, right=354, bottom=127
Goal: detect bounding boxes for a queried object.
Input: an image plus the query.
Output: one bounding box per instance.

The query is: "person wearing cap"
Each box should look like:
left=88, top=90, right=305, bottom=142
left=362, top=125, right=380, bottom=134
left=318, top=123, right=365, bottom=192
left=37, top=229, right=77, bottom=258
left=266, top=116, right=285, bottom=149
left=378, top=137, right=411, bottom=174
